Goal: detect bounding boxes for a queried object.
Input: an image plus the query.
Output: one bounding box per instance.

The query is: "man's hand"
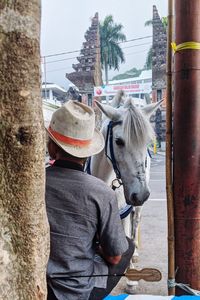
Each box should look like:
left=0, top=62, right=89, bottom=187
left=98, top=245, right=122, bottom=265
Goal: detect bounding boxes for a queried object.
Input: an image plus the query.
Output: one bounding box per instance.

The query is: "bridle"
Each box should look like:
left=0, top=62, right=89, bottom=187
left=104, top=121, right=152, bottom=219
left=105, top=120, right=133, bottom=219
left=85, top=120, right=123, bottom=187
left=105, top=120, right=122, bottom=186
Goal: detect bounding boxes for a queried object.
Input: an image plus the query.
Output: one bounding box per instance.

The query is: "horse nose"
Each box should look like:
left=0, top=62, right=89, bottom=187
left=130, top=190, right=150, bottom=206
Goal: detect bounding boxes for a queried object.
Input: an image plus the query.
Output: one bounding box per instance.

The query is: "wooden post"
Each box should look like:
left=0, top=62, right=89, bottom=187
left=166, top=0, right=175, bottom=295
left=173, top=0, right=200, bottom=294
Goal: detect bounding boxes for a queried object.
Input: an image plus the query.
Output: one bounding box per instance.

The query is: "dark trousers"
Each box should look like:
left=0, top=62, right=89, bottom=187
left=89, top=237, right=134, bottom=300
left=47, top=238, right=134, bottom=300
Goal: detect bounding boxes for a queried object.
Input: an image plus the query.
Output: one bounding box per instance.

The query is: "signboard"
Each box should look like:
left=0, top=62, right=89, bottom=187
left=94, top=82, right=152, bottom=97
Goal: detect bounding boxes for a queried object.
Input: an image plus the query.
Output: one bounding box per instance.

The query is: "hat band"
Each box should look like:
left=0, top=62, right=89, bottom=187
left=48, top=126, right=92, bottom=147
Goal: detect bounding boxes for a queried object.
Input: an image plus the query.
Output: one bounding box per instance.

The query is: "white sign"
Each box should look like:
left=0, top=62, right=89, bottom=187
left=94, top=83, right=151, bottom=97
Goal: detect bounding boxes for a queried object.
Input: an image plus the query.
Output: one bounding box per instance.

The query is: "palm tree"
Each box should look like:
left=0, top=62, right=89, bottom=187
left=144, top=19, right=153, bottom=27
left=144, top=19, right=153, bottom=70
left=100, top=15, right=126, bottom=84
left=145, top=47, right=153, bottom=70
left=161, top=17, right=168, bottom=29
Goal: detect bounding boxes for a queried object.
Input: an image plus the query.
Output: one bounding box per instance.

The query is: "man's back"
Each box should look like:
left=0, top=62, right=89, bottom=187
left=46, top=160, right=128, bottom=300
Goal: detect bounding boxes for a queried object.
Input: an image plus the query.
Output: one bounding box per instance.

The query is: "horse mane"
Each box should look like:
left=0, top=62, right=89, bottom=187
left=122, top=98, right=155, bottom=149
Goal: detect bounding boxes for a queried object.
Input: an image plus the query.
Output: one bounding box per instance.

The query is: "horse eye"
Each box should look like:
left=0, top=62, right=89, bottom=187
left=115, top=138, right=125, bottom=146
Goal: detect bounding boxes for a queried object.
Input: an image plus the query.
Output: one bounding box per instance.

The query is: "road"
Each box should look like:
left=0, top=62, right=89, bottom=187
left=112, top=152, right=168, bottom=296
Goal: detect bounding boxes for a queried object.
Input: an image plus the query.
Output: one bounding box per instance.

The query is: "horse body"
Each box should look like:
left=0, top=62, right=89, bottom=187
left=90, top=91, right=162, bottom=292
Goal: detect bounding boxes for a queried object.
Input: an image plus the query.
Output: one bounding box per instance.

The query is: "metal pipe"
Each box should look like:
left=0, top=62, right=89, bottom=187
left=44, top=56, right=47, bottom=101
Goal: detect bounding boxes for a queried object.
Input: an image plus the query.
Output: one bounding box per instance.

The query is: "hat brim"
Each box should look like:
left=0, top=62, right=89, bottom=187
left=46, top=127, right=105, bottom=158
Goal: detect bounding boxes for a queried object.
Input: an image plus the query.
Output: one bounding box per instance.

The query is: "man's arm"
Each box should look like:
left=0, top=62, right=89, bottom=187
left=97, top=187, right=129, bottom=264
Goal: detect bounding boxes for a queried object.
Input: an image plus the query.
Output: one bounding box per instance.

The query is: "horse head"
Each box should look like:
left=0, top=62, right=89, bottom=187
left=95, top=97, right=162, bottom=206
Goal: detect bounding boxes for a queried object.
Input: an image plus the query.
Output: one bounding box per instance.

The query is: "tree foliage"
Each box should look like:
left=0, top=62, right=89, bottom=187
left=100, top=15, right=126, bottom=83
left=161, top=17, right=168, bottom=29
left=144, top=19, right=153, bottom=27
left=144, top=47, right=152, bottom=70
left=112, top=67, right=143, bottom=80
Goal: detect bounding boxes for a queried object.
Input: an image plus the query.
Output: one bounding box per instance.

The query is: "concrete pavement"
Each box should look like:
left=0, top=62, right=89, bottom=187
left=112, top=153, right=168, bottom=296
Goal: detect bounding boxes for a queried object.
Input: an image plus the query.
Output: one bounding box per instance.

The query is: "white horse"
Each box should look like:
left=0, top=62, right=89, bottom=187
left=89, top=92, right=162, bottom=292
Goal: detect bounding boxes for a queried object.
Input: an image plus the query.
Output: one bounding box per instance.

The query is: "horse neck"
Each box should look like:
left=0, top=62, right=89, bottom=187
left=90, top=121, right=115, bottom=184
left=90, top=148, right=115, bottom=184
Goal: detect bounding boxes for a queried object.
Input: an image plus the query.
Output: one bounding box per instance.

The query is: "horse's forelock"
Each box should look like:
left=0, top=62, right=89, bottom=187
left=122, top=104, right=155, bottom=149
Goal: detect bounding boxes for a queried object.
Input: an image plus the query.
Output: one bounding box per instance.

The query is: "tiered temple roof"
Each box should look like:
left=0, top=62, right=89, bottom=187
left=152, top=5, right=167, bottom=90
left=66, top=12, right=102, bottom=94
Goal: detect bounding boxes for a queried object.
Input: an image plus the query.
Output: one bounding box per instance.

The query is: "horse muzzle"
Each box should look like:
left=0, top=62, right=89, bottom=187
left=126, top=189, right=150, bottom=206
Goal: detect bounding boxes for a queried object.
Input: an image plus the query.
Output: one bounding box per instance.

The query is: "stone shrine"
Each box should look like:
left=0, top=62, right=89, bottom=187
left=151, top=5, right=167, bottom=146
left=66, top=13, right=102, bottom=106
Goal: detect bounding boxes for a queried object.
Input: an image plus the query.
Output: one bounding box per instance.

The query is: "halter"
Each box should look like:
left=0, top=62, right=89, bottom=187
left=105, top=120, right=133, bottom=219
left=105, top=120, right=122, bottom=181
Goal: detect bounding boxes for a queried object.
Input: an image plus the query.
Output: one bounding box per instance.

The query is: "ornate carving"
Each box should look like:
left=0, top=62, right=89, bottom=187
left=66, top=13, right=102, bottom=96
left=152, top=5, right=167, bottom=92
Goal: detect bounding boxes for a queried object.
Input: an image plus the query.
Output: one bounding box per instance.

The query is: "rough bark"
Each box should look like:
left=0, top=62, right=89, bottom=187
left=0, top=1, right=49, bottom=299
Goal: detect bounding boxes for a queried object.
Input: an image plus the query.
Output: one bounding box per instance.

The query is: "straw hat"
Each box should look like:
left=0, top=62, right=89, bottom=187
left=46, top=100, right=104, bottom=158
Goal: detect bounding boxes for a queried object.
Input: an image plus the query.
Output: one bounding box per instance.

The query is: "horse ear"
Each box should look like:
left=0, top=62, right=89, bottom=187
left=94, top=101, right=121, bottom=121
left=110, top=90, right=126, bottom=108
left=141, top=99, right=163, bottom=118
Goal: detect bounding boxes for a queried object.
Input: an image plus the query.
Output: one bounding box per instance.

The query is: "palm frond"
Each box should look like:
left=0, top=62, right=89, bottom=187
left=100, top=15, right=126, bottom=76
left=145, top=19, right=153, bottom=27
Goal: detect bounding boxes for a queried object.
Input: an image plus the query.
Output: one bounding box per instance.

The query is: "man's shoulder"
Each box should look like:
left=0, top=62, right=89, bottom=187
left=46, top=167, right=112, bottom=191
left=84, top=173, right=114, bottom=195
left=46, top=167, right=116, bottom=203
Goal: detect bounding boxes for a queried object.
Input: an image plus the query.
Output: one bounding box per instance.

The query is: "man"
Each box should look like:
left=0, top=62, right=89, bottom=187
left=46, top=100, right=134, bottom=300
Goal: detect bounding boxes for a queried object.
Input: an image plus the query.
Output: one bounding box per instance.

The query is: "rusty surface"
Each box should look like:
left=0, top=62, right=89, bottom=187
left=173, top=0, right=200, bottom=294
left=166, top=0, right=175, bottom=295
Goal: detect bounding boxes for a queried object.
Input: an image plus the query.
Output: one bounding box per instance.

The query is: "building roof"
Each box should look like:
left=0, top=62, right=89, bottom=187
left=42, top=101, right=59, bottom=127
left=42, top=83, right=67, bottom=94
left=108, top=70, right=152, bottom=85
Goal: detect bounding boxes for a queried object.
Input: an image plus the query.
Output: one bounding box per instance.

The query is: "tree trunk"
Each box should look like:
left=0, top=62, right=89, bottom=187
left=104, top=61, right=109, bottom=104
left=0, top=1, right=49, bottom=299
left=105, top=61, right=109, bottom=85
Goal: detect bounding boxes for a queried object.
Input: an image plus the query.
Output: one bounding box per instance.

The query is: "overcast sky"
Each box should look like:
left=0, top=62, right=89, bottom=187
left=41, top=0, right=167, bottom=89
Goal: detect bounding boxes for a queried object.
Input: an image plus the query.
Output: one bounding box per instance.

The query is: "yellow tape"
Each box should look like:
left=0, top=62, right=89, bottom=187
left=171, top=41, right=200, bottom=53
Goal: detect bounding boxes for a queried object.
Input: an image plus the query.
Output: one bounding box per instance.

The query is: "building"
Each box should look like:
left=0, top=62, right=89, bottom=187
left=42, top=83, right=67, bottom=127
left=94, top=70, right=152, bottom=106
left=43, top=100, right=59, bottom=127
left=41, top=82, right=67, bottom=105
left=66, top=13, right=102, bottom=106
